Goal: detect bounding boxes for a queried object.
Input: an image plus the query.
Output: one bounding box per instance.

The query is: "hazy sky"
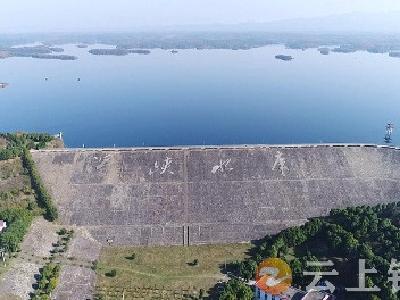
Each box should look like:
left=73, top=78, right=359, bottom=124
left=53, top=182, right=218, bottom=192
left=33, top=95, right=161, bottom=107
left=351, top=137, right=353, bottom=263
left=1, top=0, right=400, bottom=32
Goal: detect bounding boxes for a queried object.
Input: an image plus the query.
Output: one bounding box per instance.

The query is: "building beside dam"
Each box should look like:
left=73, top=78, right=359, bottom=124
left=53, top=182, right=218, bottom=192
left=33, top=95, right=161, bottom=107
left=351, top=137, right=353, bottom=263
left=32, top=144, right=400, bottom=246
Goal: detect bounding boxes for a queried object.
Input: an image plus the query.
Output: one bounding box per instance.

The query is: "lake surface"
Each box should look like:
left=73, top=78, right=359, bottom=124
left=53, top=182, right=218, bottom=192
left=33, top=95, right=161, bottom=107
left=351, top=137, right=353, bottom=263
left=0, top=44, right=399, bottom=147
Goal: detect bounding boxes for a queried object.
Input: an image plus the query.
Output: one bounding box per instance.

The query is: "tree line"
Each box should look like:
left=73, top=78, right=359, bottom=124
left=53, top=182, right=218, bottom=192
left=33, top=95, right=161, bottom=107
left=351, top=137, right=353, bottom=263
left=220, top=202, right=400, bottom=300
left=22, top=149, right=58, bottom=221
left=34, top=263, right=61, bottom=299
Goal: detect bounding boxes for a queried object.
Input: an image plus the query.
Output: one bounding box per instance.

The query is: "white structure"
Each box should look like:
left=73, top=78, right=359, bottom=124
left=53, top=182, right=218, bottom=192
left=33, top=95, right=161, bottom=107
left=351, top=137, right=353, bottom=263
left=0, top=220, right=7, bottom=232
left=386, top=123, right=394, bottom=136
left=53, top=132, right=64, bottom=140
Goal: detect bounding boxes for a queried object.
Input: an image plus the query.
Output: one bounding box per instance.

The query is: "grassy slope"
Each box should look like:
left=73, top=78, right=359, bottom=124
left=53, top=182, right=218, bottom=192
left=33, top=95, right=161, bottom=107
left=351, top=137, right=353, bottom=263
left=0, top=158, right=35, bottom=211
left=96, top=243, right=251, bottom=294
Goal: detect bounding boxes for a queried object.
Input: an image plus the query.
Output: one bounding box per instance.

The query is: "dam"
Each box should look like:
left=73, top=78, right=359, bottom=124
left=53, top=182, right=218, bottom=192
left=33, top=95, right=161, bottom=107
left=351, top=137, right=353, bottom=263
left=32, top=144, right=400, bottom=246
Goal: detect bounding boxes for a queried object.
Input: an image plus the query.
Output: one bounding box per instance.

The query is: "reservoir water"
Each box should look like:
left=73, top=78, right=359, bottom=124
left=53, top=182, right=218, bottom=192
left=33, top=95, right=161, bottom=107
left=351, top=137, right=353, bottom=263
left=0, top=44, right=399, bottom=147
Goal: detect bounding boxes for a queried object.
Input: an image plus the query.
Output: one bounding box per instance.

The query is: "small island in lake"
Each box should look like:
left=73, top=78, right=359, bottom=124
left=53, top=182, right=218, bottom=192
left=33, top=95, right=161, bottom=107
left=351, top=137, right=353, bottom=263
left=89, top=48, right=151, bottom=56
left=48, top=47, right=64, bottom=52
left=129, top=49, right=151, bottom=55
left=332, top=45, right=357, bottom=53
left=31, top=54, right=77, bottom=60
left=275, top=55, right=293, bottom=61
left=89, top=49, right=129, bottom=56
left=389, top=51, right=400, bottom=58
left=0, top=46, right=76, bottom=60
left=0, top=83, right=9, bottom=89
left=318, top=48, right=330, bottom=55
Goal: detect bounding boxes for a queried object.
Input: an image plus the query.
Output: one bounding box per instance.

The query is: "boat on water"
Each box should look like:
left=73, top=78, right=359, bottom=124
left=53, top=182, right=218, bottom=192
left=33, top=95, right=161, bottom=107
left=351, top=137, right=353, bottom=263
left=0, top=83, right=8, bottom=89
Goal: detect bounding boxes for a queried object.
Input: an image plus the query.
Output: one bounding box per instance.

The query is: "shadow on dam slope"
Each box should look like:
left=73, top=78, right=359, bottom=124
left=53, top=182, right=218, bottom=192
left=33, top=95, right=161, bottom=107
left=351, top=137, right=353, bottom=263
left=31, top=144, right=400, bottom=246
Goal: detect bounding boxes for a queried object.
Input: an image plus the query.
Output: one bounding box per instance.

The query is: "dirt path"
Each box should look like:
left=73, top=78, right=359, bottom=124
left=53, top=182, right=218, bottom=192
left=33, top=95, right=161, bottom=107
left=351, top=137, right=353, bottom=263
left=53, top=227, right=102, bottom=300
left=100, top=264, right=228, bottom=280
left=0, top=218, right=59, bottom=300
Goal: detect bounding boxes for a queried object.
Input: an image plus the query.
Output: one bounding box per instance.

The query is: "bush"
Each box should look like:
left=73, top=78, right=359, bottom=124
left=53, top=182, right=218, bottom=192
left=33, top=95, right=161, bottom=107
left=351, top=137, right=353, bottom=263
left=91, top=259, right=99, bottom=270
left=94, top=294, right=105, bottom=300
left=36, top=263, right=60, bottom=297
left=27, top=200, right=36, bottom=211
left=106, top=269, right=117, bottom=277
left=219, top=279, right=253, bottom=300
left=58, top=228, right=67, bottom=235
left=0, top=208, right=33, bottom=252
left=199, top=289, right=205, bottom=299
left=125, top=253, right=136, bottom=260
left=0, top=148, right=21, bottom=161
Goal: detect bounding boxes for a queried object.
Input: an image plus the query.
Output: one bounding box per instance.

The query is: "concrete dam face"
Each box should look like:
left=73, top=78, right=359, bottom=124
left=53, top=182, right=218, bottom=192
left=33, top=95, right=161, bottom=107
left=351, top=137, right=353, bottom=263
left=32, top=145, right=400, bottom=246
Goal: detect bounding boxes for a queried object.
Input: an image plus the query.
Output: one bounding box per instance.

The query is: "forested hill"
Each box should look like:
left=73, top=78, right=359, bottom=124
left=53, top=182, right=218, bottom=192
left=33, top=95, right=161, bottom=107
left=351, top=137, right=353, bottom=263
left=228, top=202, right=400, bottom=300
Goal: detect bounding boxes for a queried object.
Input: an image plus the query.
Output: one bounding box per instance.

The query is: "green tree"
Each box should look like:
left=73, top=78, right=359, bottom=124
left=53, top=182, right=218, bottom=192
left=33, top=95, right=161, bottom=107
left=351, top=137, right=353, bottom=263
left=219, top=280, right=253, bottom=300
left=239, top=260, right=257, bottom=281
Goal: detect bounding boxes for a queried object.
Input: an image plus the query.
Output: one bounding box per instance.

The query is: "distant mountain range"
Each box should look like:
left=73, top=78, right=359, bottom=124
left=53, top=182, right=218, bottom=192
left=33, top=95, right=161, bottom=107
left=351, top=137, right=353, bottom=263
left=168, top=12, right=400, bottom=33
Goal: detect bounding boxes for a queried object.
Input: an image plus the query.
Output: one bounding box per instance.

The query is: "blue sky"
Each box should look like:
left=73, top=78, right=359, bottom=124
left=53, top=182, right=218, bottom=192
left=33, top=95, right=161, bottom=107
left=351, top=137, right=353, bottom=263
left=1, top=0, right=400, bottom=32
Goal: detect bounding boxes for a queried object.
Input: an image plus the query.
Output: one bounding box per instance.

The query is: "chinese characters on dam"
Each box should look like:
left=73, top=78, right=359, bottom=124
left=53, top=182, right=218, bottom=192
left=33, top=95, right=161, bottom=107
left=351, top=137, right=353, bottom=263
left=149, top=157, right=174, bottom=175
left=211, top=159, right=234, bottom=174
left=147, top=151, right=289, bottom=176
left=272, top=151, right=289, bottom=176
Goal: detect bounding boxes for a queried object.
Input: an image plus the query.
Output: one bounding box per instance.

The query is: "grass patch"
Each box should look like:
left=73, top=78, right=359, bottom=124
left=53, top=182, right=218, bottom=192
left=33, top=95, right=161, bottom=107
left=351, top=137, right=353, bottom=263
left=0, top=158, right=37, bottom=211
left=96, top=243, right=251, bottom=293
